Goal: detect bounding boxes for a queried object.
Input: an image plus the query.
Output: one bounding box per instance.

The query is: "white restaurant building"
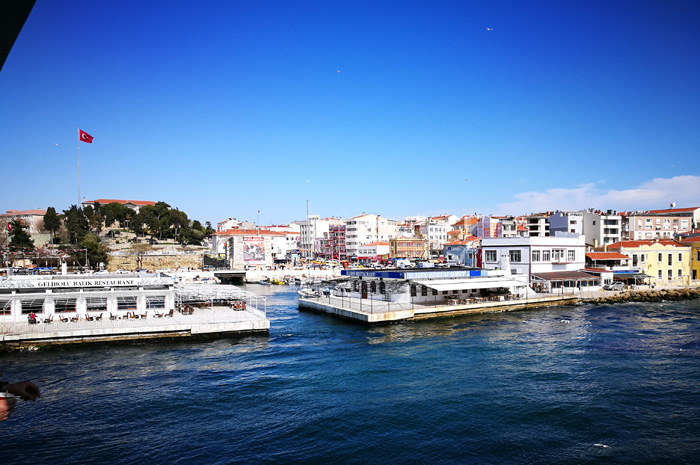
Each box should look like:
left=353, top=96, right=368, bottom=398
left=480, top=233, right=593, bottom=290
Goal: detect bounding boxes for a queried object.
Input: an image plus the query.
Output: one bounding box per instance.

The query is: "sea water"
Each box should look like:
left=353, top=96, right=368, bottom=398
left=3, top=286, right=699, bottom=464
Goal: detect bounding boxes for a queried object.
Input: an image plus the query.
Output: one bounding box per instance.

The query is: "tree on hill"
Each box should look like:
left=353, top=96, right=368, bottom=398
left=62, top=205, right=89, bottom=245
left=80, top=233, right=108, bottom=269
left=8, top=220, right=34, bottom=251
left=43, top=207, right=61, bottom=242
left=102, top=202, right=132, bottom=228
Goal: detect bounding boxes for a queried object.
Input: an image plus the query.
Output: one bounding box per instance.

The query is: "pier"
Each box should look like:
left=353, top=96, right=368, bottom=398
left=299, top=293, right=578, bottom=323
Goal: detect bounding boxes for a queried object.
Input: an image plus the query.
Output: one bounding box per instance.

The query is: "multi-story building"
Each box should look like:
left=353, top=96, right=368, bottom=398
left=622, top=207, right=699, bottom=240
left=345, top=214, right=397, bottom=259
left=680, top=236, right=700, bottom=281
left=389, top=237, right=428, bottom=260
left=607, top=239, right=691, bottom=285
left=417, top=218, right=450, bottom=254
left=443, top=236, right=480, bottom=266
left=357, top=241, right=391, bottom=264
left=549, top=211, right=584, bottom=235
left=0, top=209, right=46, bottom=235
left=524, top=213, right=551, bottom=237
left=319, top=224, right=346, bottom=261
left=581, top=209, right=622, bottom=247
left=480, top=233, right=588, bottom=285
left=492, top=216, right=519, bottom=238
left=299, top=216, right=344, bottom=260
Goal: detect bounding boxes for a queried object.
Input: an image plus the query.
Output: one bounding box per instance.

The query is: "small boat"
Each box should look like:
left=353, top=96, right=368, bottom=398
left=298, top=287, right=319, bottom=298
left=259, top=278, right=271, bottom=285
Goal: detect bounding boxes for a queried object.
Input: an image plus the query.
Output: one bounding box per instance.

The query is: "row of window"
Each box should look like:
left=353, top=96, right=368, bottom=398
left=484, top=249, right=577, bottom=263
left=0, top=296, right=166, bottom=315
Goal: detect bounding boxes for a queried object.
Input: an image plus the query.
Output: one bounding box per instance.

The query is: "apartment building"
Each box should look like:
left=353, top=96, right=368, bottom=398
left=622, top=207, right=699, bottom=240
left=345, top=214, right=397, bottom=259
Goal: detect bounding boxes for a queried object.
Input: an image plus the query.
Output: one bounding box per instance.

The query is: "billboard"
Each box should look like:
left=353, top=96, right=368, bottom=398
left=243, top=236, right=265, bottom=264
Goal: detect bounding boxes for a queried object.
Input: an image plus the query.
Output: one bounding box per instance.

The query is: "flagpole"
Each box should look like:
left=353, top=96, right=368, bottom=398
left=77, top=127, right=81, bottom=208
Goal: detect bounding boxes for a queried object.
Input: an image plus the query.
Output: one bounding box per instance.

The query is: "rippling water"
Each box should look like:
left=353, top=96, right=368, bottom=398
left=3, top=286, right=700, bottom=464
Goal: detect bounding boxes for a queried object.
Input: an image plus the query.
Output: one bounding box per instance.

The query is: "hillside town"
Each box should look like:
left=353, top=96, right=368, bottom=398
left=2, top=199, right=699, bottom=292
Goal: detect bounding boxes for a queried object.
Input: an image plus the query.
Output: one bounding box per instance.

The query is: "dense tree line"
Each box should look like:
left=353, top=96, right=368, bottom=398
left=37, top=202, right=212, bottom=269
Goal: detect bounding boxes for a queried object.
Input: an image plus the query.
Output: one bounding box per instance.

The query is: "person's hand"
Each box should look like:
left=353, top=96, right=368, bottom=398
left=0, top=396, right=17, bottom=421
left=6, top=381, right=41, bottom=401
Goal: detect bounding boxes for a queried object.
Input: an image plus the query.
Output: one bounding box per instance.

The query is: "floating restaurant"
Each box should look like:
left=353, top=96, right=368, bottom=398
left=1, top=273, right=269, bottom=350
left=298, top=267, right=577, bottom=323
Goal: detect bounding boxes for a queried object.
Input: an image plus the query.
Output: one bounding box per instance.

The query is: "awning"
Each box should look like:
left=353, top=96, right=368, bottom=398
left=412, top=277, right=527, bottom=292
left=532, top=271, right=599, bottom=281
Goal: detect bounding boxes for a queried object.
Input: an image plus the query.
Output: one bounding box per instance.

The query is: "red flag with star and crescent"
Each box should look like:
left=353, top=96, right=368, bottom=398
left=79, top=129, right=93, bottom=143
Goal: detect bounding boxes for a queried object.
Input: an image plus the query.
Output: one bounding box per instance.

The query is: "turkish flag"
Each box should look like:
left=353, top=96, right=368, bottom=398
left=79, top=129, right=94, bottom=143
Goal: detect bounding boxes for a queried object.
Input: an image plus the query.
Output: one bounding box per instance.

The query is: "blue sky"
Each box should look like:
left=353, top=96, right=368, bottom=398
left=2, top=0, right=699, bottom=225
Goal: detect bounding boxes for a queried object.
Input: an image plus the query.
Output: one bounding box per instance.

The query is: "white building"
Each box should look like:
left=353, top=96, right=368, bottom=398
left=581, top=209, right=622, bottom=246
left=549, top=211, right=584, bottom=235
left=345, top=214, right=398, bottom=259
left=300, top=216, right=344, bottom=260
left=481, top=233, right=587, bottom=283
left=525, top=214, right=550, bottom=237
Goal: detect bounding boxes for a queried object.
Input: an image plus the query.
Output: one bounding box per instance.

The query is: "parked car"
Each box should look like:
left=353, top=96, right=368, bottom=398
left=603, top=282, right=625, bottom=291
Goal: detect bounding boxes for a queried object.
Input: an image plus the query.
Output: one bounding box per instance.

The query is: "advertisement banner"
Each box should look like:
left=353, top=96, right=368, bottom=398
left=243, top=236, right=265, bottom=264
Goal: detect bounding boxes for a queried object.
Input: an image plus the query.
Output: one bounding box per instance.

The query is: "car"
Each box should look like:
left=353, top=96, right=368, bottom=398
left=603, top=282, right=625, bottom=291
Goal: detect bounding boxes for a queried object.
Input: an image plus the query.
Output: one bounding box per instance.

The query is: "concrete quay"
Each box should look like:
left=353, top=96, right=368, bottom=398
left=299, top=294, right=579, bottom=324
left=1, top=306, right=269, bottom=351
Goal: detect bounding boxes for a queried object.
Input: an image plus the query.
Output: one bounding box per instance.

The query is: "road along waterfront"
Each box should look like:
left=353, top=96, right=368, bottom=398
left=2, top=285, right=700, bottom=464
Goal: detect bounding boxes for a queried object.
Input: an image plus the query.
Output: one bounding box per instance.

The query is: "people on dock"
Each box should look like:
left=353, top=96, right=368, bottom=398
left=0, top=372, right=41, bottom=422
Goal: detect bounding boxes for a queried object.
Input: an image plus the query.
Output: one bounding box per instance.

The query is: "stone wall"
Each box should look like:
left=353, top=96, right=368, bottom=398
left=107, top=253, right=205, bottom=272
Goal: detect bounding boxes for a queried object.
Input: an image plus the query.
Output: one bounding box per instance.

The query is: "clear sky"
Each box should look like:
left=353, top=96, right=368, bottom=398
left=2, top=0, right=699, bottom=226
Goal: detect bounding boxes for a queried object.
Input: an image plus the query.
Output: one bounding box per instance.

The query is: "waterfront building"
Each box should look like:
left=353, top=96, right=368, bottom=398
left=339, top=267, right=530, bottom=306
left=345, top=214, right=397, bottom=260
left=584, top=251, right=639, bottom=286
left=389, top=237, right=428, bottom=261
left=0, top=273, right=269, bottom=347
left=621, top=206, right=699, bottom=240
left=81, top=199, right=156, bottom=214
left=679, top=236, right=700, bottom=281
left=480, top=233, right=591, bottom=290
left=607, top=239, right=691, bottom=285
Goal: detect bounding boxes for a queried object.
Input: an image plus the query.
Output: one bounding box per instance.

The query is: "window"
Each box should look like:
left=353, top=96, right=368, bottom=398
left=640, top=254, right=646, bottom=263
left=658, top=270, right=663, bottom=279
left=678, top=269, right=682, bottom=278
left=658, top=253, right=663, bottom=262
left=86, top=297, right=108, bottom=312
left=485, top=250, right=497, bottom=262
left=532, top=250, right=540, bottom=261
left=678, top=253, right=682, bottom=262
left=53, top=298, right=75, bottom=313
left=421, top=285, right=427, bottom=296
left=146, top=298, right=165, bottom=309
left=117, top=297, right=137, bottom=311
left=0, top=299, right=11, bottom=315
left=668, top=269, right=673, bottom=280
left=568, top=250, right=575, bottom=261
left=510, top=250, right=521, bottom=262
left=668, top=253, right=673, bottom=266
left=543, top=250, right=551, bottom=261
